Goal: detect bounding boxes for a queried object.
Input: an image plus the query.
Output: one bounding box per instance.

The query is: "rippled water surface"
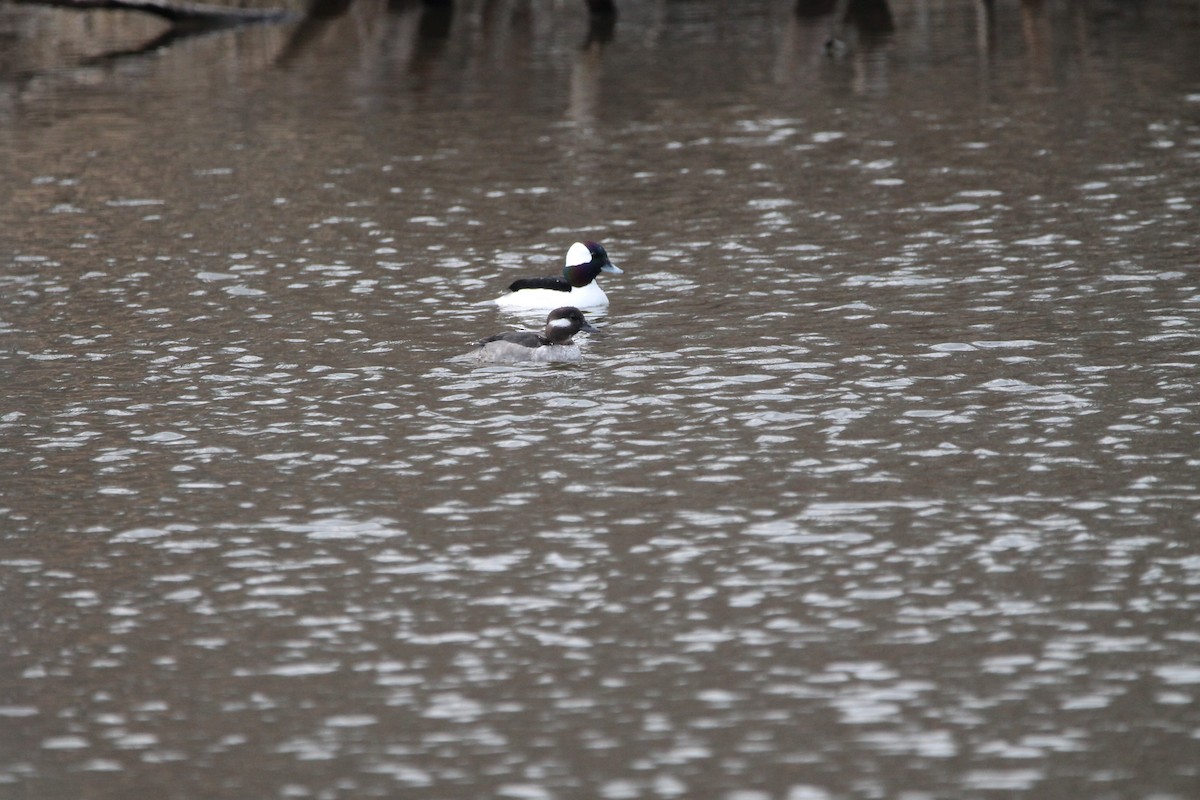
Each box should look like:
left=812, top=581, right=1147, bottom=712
left=2, top=1, right=1199, bottom=797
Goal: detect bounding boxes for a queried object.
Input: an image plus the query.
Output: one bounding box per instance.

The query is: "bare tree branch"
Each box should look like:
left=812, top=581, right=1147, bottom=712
left=14, top=0, right=295, bottom=26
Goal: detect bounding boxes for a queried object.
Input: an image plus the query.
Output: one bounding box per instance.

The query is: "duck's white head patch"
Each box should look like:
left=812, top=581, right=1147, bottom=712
left=565, top=241, right=592, bottom=267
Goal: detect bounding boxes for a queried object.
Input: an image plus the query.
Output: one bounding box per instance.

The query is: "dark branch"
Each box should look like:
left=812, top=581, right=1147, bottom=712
left=584, top=0, right=616, bottom=15
left=14, top=0, right=295, bottom=26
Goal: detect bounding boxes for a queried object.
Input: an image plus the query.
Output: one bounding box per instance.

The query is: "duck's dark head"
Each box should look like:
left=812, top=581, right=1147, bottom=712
left=543, top=306, right=598, bottom=344
left=562, top=241, right=623, bottom=288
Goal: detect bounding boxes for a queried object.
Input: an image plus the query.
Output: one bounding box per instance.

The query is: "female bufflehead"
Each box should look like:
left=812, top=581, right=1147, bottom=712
left=470, top=306, right=599, bottom=364
left=492, top=241, right=622, bottom=311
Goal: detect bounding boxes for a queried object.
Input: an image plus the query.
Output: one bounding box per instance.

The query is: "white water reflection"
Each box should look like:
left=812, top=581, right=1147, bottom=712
left=3, top=1, right=1200, bottom=799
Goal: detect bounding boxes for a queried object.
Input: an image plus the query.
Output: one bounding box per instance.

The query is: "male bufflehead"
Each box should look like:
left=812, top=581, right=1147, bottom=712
left=492, top=241, right=622, bottom=311
left=469, top=306, right=599, bottom=364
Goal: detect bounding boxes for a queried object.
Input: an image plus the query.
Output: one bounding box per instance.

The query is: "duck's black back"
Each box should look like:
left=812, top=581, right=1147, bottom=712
left=476, top=330, right=547, bottom=348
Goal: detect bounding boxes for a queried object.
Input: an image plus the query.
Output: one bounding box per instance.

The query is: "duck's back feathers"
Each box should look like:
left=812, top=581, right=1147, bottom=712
left=476, top=330, right=549, bottom=348
left=507, top=276, right=572, bottom=293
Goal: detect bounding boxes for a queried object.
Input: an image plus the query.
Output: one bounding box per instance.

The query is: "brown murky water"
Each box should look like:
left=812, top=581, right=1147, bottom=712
left=2, top=1, right=1199, bottom=798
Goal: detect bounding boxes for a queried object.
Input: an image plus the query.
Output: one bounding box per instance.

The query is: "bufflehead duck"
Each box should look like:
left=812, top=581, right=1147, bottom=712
left=492, top=241, right=622, bottom=311
left=470, top=306, right=599, bottom=364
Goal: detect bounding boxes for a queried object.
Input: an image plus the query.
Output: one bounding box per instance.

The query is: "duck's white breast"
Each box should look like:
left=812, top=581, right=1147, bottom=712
left=474, top=340, right=538, bottom=363
left=530, top=344, right=582, bottom=363
left=493, top=281, right=609, bottom=310
left=472, top=341, right=582, bottom=364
